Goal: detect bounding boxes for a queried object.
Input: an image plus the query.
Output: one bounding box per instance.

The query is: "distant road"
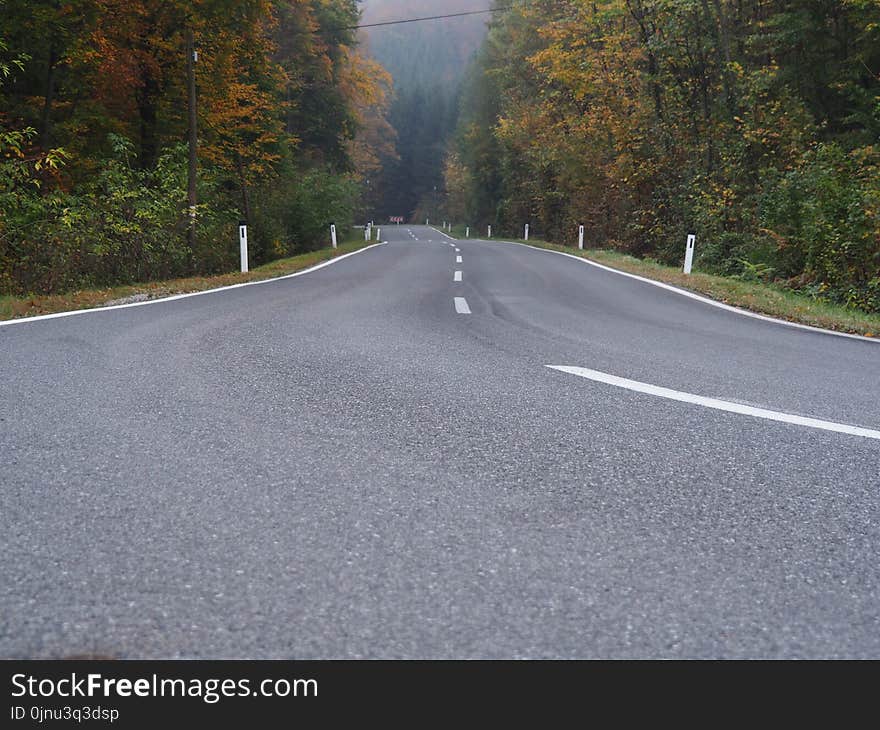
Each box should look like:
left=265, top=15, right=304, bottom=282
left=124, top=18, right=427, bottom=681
left=2, top=225, right=878, bottom=658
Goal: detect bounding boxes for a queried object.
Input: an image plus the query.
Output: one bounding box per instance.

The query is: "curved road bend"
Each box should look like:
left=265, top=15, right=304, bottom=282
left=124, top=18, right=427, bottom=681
left=1, top=225, right=878, bottom=658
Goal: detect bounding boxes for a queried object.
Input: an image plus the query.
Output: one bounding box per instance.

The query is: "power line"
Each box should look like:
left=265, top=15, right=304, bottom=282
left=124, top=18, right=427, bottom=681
left=315, top=6, right=517, bottom=34
left=356, top=7, right=513, bottom=31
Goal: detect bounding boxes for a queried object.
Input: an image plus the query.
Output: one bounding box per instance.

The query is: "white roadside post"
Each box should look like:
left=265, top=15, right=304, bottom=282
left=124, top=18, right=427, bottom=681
left=488, top=225, right=492, bottom=238
left=684, top=234, right=696, bottom=274
left=578, top=225, right=585, bottom=250
left=330, top=224, right=337, bottom=250
left=239, top=221, right=249, bottom=273
left=524, top=223, right=530, bottom=241
left=376, top=227, right=381, bottom=242
left=465, top=227, right=469, bottom=238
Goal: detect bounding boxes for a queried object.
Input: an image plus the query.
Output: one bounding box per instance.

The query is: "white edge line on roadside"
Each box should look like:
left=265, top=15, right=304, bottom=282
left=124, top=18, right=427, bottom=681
left=0, top=242, right=389, bottom=328
left=547, top=365, right=880, bottom=440
left=429, top=226, right=455, bottom=241
left=491, top=239, right=878, bottom=344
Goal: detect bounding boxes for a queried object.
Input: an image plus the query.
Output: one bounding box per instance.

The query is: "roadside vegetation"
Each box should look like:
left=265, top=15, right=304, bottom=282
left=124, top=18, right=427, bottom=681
left=443, top=1, right=880, bottom=317
left=446, top=227, right=879, bottom=337
left=0, top=232, right=372, bottom=322
left=1, top=1, right=392, bottom=299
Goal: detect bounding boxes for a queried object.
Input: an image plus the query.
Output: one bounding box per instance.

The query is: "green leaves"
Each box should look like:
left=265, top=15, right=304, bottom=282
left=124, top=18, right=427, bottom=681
left=446, top=0, right=880, bottom=312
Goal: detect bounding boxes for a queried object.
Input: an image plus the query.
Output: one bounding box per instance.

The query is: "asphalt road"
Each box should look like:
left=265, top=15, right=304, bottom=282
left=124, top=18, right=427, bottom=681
left=2, top=225, right=878, bottom=659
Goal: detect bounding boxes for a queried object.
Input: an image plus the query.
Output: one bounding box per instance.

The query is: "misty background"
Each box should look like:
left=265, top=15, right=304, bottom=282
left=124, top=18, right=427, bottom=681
left=359, top=0, right=491, bottom=221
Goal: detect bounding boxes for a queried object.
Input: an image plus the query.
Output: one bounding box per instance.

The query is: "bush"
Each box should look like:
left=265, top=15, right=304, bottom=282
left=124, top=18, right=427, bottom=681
left=250, top=165, right=359, bottom=264
left=760, top=143, right=880, bottom=311
left=0, top=136, right=239, bottom=295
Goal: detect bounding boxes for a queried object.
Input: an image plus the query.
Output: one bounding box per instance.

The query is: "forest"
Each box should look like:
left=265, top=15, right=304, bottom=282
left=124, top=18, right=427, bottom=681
left=2, top=1, right=879, bottom=315
left=360, top=0, right=489, bottom=221
left=447, top=0, right=880, bottom=313
left=0, top=0, right=392, bottom=295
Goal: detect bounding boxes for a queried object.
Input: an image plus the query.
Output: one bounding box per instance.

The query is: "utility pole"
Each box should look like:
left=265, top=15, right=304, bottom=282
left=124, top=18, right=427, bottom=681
left=186, top=28, right=198, bottom=252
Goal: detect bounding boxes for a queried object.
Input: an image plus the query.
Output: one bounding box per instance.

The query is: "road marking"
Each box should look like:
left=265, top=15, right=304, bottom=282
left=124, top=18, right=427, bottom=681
left=547, top=365, right=880, bottom=440
left=456, top=256, right=463, bottom=264
left=429, top=226, right=456, bottom=240
left=0, top=243, right=389, bottom=328
left=454, top=271, right=462, bottom=282
left=495, top=240, right=877, bottom=344
left=455, top=248, right=460, bottom=252
left=454, top=297, right=471, bottom=314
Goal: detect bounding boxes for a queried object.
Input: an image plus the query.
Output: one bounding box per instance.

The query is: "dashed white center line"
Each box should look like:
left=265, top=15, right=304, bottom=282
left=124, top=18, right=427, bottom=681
left=456, top=255, right=462, bottom=264
left=454, top=271, right=462, bottom=282
left=454, top=297, right=471, bottom=314
left=455, top=248, right=460, bottom=252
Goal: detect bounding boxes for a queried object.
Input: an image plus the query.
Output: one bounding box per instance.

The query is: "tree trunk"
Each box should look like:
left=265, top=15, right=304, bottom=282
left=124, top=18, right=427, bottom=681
left=711, top=0, right=737, bottom=115
left=40, top=44, right=58, bottom=151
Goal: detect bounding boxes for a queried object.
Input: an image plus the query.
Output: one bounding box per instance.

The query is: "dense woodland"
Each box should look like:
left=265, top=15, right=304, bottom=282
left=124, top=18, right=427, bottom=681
left=0, top=0, right=392, bottom=294
left=447, top=0, right=880, bottom=312
left=2, top=1, right=879, bottom=315
left=360, top=0, right=489, bottom=220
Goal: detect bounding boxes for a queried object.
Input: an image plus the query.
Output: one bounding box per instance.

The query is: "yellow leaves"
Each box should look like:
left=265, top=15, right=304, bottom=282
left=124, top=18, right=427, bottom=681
left=338, top=46, right=395, bottom=179
left=338, top=46, right=392, bottom=111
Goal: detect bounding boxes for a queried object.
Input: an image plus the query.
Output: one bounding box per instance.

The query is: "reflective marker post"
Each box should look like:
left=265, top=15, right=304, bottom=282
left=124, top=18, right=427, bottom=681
left=488, top=225, right=492, bottom=238
left=684, top=234, right=696, bottom=275
left=239, top=221, right=249, bottom=273
left=578, top=225, right=585, bottom=250
left=524, top=224, right=529, bottom=241
left=330, top=224, right=337, bottom=250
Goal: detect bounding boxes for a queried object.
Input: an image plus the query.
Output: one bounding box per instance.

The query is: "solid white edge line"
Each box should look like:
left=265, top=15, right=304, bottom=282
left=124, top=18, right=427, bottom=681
left=0, top=242, right=389, bottom=328
left=454, top=297, right=472, bottom=314
left=454, top=271, right=463, bottom=282
left=429, top=226, right=456, bottom=241
left=488, top=240, right=878, bottom=344
left=548, top=365, right=880, bottom=440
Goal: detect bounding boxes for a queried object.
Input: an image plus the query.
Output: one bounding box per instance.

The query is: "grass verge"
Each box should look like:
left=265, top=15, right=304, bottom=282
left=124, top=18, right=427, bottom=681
left=0, top=236, right=377, bottom=322
left=446, top=229, right=879, bottom=337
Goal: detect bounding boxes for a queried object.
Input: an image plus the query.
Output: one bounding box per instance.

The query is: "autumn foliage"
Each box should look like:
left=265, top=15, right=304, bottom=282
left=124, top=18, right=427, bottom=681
left=0, top=0, right=392, bottom=294
left=448, top=0, right=880, bottom=312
